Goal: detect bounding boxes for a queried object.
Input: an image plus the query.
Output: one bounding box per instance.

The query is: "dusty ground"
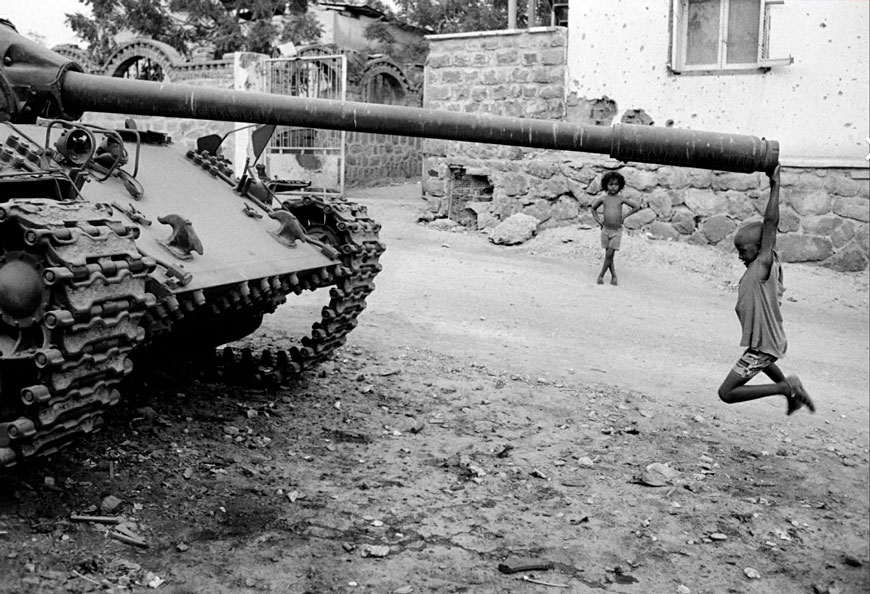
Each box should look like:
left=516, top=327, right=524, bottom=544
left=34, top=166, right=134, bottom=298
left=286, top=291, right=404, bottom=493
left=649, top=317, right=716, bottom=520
left=0, top=182, right=868, bottom=594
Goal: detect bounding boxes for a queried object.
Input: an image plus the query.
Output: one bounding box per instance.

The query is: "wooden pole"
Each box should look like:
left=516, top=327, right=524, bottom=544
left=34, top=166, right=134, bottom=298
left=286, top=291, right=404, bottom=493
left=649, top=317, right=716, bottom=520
left=508, top=0, right=517, bottom=29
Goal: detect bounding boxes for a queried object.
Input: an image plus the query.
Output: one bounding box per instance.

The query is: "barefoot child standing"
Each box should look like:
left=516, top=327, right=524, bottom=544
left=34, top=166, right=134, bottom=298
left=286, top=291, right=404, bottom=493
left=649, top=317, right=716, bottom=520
left=590, top=171, right=641, bottom=285
left=717, top=164, right=815, bottom=415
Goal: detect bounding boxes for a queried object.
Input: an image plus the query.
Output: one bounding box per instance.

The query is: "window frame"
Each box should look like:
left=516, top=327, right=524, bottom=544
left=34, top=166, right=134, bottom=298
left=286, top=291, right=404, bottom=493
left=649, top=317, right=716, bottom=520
left=669, top=0, right=793, bottom=75
left=550, top=2, right=569, bottom=27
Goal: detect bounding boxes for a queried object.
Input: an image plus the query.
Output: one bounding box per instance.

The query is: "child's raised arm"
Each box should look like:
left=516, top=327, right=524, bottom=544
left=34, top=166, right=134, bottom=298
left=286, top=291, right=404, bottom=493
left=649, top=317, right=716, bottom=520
left=758, top=164, right=781, bottom=278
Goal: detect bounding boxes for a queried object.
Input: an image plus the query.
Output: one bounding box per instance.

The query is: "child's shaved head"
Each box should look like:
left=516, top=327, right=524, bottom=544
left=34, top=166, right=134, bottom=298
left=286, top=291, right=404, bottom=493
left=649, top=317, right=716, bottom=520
left=734, top=221, right=763, bottom=247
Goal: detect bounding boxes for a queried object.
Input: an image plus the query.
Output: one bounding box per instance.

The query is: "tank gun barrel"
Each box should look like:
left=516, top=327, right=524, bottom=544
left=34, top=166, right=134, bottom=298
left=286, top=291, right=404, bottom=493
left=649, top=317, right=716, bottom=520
left=0, top=19, right=778, bottom=174
left=61, top=72, right=779, bottom=174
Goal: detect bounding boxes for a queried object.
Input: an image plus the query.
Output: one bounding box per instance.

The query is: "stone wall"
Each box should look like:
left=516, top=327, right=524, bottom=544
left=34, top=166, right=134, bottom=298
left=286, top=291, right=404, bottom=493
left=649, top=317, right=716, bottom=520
left=425, top=27, right=567, bottom=118
left=346, top=132, right=422, bottom=186
left=421, top=30, right=870, bottom=272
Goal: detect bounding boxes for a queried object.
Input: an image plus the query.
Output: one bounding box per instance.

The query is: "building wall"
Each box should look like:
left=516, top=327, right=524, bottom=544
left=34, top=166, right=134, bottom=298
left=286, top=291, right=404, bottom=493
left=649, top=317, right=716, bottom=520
left=422, top=27, right=870, bottom=271
left=311, top=5, right=418, bottom=55
left=566, top=0, right=869, bottom=166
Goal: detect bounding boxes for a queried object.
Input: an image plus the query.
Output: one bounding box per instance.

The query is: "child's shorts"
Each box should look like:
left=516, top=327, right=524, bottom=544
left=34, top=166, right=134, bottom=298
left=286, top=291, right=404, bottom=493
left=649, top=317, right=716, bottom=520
left=601, top=227, right=622, bottom=250
left=732, top=348, right=777, bottom=379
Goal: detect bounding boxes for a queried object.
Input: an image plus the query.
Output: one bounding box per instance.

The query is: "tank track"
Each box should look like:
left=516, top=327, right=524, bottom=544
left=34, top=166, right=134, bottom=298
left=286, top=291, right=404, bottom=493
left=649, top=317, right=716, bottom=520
left=0, top=199, right=155, bottom=470
left=141, top=194, right=385, bottom=375
left=0, top=194, right=383, bottom=470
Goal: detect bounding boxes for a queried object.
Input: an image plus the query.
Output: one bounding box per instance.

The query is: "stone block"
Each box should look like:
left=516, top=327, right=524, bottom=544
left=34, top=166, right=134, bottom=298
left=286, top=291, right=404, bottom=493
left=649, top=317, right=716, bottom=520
left=441, top=70, right=463, bottom=84
left=626, top=169, right=659, bottom=192
left=551, top=195, right=581, bottom=220
left=586, top=177, right=602, bottom=195
left=578, top=211, right=597, bottom=227
left=777, top=209, right=800, bottom=233
left=620, top=186, right=643, bottom=203
left=647, top=221, right=681, bottom=241
left=701, top=214, right=736, bottom=244
left=646, top=190, right=673, bottom=219
left=526, top=160, right=562, bottom=179
left=802, top=215, right=857, bottom=248
left=686, top=168, right=713, bottom=188
left=788, top=190, right=832, bottom=216
left=624, top=209, right=656, bottom=230
left=531, top=67, right=559, bottom=84
left=523, top=100, right=549, bottom=117
left=426, top=86, right=451, bottom=101
left=537, top=176, right=570, bottom=198
left=659, top=167, right=690, bottom=190
left=777, top=234, right=834, bottom=262
left=502, top=102, right=524, bottom=118
left=833, top=196, right=870, bottom=222
left=683, top=189, right=728, bottom=217
left=671, top=207, right=697, bottom=235
left=792, top=171, right=827, bottom=190
left=540, top=49, right=565, bottom=65
left=562, top=162, right=597, bottom=184
left=422, top=178, right=447, bottom=197
left=488, top=213, right=539, bottom=245
left=825, top=173, right=864, bottom=197
left=539, top=85, right=564, bottom=100
left=712, top=172, right=761, bottom=192
left=522, top=199, right=552, bottom=222
left=687, top=231, right=710, bottom=246
left=823, top=242, right=869, bottom=272
left=567, top=180, right=594, bottom=205
left=500, top=173, right=530, bottom=196
left=510, top=69, right=531, bottom=83
left=496, top=50, right=519, bottom=66
left=856, top=223, right=869, bottom=255
left=724, top=190, right=757, bottom=220
left=472, top=54, right=491, bottom=67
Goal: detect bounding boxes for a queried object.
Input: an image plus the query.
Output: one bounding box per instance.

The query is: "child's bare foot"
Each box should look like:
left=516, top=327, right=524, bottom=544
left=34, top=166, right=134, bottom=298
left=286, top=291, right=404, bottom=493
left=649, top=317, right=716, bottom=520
left=785, top=375, right=816, bottom=415
left=610, top=277, right=618, bottom=286
left=596, top=277, right=604, bottom=285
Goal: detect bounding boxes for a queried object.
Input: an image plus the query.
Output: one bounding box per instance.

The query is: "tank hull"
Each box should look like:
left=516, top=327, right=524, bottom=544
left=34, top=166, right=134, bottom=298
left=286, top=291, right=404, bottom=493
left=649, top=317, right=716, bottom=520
left=0, top=120, right=384, bottom=468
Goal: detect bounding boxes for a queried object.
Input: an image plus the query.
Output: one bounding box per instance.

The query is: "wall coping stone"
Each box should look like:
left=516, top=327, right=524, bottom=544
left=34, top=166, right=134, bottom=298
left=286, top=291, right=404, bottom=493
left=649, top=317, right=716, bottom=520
left=426, top=27, right=564, bottom=41
left=782, top=158, right=869, bottom=169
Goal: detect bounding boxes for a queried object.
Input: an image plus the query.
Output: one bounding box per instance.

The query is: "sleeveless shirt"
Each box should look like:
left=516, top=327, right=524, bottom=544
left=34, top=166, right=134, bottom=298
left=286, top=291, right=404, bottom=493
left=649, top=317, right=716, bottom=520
left=735, top=251, right=787, bottom=358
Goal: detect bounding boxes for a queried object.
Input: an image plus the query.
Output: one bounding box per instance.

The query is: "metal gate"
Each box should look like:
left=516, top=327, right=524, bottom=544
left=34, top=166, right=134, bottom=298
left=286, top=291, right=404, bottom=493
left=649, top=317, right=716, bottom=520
left=265, top=54, right=347, bottom=196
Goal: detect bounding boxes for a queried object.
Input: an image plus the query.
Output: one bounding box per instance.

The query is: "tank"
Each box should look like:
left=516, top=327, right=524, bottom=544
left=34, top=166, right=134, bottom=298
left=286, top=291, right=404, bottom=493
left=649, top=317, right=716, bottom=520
left=0, top=20, right=778, bottom=469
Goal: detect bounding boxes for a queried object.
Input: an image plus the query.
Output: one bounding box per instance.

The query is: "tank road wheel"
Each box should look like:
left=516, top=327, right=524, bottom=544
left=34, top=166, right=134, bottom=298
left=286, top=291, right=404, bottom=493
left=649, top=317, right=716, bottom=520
left=0, top=250, right=51, bottom=359
left=0, top=200, right=154, bottom=470
left=281, top=195, right=385, bottom=370
left=0, top=231, right=52, bottom=467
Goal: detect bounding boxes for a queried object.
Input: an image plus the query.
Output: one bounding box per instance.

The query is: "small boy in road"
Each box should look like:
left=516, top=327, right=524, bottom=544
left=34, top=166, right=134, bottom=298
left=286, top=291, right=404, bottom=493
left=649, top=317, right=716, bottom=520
left=717, top=164, right=815, bottom=415
left=590, top=171, right=641, bottom=285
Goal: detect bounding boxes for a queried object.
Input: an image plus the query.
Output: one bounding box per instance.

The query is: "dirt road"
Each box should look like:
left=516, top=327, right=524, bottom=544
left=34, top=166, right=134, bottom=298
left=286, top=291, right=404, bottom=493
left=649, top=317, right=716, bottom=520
left=0, top=182, right=867, bottom=594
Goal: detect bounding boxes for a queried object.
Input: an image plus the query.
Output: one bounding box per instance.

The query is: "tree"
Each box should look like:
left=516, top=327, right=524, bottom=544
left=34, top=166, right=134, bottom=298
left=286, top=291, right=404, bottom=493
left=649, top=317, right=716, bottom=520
left=65, top=0, right=323, bottom=63
left=364, top=20, right=428, bottom=64
left=392, top=0, right=553, bottom=34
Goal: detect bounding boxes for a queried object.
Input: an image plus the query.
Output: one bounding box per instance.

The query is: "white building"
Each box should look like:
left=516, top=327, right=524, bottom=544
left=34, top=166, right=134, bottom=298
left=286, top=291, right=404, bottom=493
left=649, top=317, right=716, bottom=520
left=566, top=0, right=869, bottom=168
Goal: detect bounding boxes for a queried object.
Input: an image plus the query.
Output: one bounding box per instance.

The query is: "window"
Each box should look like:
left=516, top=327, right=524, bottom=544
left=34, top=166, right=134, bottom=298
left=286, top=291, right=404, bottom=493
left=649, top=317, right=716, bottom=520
left=551, top=2, right=568, bottom=27
left=670, top=0, right=792, bottom=73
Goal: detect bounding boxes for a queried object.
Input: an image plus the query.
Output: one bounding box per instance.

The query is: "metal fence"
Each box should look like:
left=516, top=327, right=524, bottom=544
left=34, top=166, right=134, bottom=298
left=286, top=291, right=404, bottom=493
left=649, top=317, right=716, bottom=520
left=265, top=54, right=347, bottom=195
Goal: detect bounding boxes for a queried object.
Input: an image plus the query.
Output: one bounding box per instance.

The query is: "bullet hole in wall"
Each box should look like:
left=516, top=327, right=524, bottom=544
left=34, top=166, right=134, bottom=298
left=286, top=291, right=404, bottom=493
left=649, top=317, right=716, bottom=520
left=621, top=109, right=655, bottom=126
